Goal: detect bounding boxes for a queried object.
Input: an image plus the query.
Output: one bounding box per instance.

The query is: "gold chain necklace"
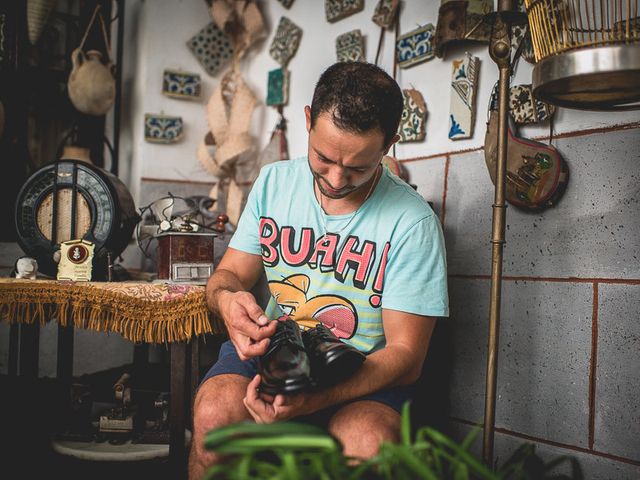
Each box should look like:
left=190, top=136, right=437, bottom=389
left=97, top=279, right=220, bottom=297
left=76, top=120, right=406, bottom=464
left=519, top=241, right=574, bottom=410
left=317, top=164, right=381, bottom=246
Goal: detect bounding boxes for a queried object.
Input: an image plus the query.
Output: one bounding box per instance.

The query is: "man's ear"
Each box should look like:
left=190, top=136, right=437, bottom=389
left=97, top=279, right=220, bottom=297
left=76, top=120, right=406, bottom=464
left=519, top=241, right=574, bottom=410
left=383, top=133, right=401, bottom=155
left=304, top=105, right=312, bottom=133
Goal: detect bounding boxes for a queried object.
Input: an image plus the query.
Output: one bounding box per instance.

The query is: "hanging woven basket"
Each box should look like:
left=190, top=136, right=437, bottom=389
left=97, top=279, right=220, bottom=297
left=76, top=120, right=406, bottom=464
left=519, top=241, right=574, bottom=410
left=27, top=0, right=58, bottom=45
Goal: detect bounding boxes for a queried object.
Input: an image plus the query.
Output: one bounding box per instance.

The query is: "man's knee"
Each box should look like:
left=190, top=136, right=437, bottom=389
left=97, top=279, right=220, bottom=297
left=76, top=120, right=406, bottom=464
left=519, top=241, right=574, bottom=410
left=328, top=401, right=400, bottom=459
left=193, top=375, right=252, bottom=440
left=189, top=375, right=252, bottom=478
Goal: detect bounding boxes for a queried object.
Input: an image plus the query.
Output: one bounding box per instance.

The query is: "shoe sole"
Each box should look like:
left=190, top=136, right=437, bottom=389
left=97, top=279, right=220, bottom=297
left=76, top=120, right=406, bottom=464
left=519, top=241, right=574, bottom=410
left=259, top=375, right=314, bottom=396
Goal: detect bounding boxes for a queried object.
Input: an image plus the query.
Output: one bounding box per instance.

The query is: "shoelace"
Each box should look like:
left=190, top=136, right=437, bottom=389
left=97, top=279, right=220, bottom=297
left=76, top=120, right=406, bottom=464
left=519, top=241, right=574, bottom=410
left=266, top=321, right=304, bottom=355
left=305, top=325, right=339, bottom=349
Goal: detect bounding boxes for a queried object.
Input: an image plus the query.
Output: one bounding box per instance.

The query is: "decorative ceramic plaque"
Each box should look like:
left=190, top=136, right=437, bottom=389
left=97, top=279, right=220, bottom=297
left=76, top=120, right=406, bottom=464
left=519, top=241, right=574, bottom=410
left=162, top=70, right=201, bottom=99
left=448, top=52, right=480, bottom=140
left=372, top=0, right=399, bottom=28
left=396, top=24, right=435, bottom=68
left=398, top=89, right=427, bottom=142
left=510, top=23, right=535, bottom=64
left=186, top=22, right=234, bottom=77
left=266, top=68, right=289, bottom=106
left=509, top=84, right=555, bottom=124
left=336, top=29, right=365, bottom=62
left=269, top=16, right=302, bottom=66
left=277, top=0, right=295, bottom=8
left=144, top=114, right=183, bottom=143
left=325, top=0, right=364, bottom=23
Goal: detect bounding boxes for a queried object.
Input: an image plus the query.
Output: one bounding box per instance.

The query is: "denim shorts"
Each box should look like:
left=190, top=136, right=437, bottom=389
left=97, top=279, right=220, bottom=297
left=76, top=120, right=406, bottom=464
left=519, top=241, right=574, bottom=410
left=201, top=340, right=415, bottom=419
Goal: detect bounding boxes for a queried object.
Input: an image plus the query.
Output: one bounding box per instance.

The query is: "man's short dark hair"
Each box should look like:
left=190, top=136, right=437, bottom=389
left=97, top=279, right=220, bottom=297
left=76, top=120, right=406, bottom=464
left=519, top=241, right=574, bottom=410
left=310, top=62, right=403, bottom=148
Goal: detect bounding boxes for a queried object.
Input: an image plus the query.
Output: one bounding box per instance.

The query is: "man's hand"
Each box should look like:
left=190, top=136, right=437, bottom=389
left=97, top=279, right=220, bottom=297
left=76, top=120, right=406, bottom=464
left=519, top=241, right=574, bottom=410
left=219, top=290, right=278, bottom=360
left=243, top=374, right=309, bottom=423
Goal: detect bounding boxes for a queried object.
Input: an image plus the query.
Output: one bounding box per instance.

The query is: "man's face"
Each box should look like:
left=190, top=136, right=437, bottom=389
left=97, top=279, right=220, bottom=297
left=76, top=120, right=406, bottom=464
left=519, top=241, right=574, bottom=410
left=305, top=106, right=395, bottom=200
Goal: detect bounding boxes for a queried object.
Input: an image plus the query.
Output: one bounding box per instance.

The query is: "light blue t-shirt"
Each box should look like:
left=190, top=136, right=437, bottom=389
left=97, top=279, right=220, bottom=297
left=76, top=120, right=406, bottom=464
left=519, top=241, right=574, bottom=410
left=230, top=157, right=449, bottom=354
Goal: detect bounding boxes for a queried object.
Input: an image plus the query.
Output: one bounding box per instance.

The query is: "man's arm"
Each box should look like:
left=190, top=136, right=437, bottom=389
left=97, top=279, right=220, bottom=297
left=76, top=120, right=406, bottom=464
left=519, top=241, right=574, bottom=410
left=244, top=309, right=437, bottom=420
left=206, top=247, right=278, bottom=360
left=306, top=309, right=436, bottom=412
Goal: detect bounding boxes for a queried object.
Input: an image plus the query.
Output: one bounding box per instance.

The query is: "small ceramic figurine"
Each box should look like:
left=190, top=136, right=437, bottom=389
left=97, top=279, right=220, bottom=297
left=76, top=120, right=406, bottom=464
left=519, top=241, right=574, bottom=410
left=15, top=256, right=38, bottom=279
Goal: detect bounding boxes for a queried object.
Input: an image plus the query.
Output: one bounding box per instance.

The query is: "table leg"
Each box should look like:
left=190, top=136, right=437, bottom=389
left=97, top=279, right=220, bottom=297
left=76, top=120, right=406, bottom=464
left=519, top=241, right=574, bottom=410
left=170, top=341, right=188, bottom=476
left=19, top=322, right=40, bottom=378
left=8, top=323, right=19, bottom=376
left=57, top=324, right=74, bottom=383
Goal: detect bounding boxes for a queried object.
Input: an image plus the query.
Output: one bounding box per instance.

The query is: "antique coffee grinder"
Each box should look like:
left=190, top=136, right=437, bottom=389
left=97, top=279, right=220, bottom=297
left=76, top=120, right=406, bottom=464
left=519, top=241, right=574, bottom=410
left=156, top=214, right=228, bottom=284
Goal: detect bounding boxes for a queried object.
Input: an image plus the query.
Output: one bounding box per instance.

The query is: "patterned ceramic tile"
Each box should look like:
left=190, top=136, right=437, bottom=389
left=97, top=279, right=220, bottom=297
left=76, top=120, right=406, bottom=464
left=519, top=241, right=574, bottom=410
left=144, top=114, right=183, bottom=143
left=325, top=0, right=364, bottom=23
left=186, top=22, right=234, bottom=77
left=398, top=89, right=427, bottom=142
left=266, top=68, right=289, bottom=106
left=448, top=52, right=480, bottom=140
left=511, top=23, right=535, bottom=64
left=396, top=23, right=435, bottom=68
left=372, top=0, right=399, bottom=28
left=336, top=29, right=365, bottom=62
left=162, top=70, right=201, bottom=99
left=509, top=84, right=555, bottom=124
left=269, top=16, right=302, bottom=67
left=277, top=0, right=295, bottom=8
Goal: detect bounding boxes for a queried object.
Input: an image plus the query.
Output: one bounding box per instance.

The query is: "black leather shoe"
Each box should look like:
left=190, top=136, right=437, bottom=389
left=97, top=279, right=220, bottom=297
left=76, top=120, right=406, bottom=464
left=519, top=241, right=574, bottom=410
left=302, top=323, right=366, bottom=389
left=258, top=319, right=313, bottom=396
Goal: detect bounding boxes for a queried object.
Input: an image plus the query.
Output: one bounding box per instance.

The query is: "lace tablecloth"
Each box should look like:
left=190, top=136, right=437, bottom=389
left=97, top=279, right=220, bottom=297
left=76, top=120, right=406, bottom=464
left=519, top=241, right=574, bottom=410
left=0, top=279, right=220, bottom=343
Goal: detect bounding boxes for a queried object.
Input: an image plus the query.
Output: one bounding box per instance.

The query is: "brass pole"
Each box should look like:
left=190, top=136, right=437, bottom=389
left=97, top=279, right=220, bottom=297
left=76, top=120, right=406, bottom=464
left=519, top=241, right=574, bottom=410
left=483, top=0, right=514, bottom=467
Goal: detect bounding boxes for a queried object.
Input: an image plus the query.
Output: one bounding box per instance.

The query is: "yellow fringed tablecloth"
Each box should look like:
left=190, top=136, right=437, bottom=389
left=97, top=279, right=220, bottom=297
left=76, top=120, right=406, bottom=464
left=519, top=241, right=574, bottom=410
left=0, top=278, right=221, bottom=344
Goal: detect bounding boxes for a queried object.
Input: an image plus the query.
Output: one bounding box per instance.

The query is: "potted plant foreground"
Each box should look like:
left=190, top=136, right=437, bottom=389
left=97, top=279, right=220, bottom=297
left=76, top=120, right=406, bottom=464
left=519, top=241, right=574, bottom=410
left=202, top=402, right=583, bottom=479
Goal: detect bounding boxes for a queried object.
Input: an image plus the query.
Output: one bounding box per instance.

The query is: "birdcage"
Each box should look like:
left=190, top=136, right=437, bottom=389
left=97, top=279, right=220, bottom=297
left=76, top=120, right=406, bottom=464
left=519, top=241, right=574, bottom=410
left=524, top=0, right=640, bottom=110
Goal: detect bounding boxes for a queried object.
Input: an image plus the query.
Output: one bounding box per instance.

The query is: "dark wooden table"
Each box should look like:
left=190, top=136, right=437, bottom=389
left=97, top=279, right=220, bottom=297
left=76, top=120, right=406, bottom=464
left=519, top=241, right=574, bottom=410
left=0, top=278, right=218, bottom=477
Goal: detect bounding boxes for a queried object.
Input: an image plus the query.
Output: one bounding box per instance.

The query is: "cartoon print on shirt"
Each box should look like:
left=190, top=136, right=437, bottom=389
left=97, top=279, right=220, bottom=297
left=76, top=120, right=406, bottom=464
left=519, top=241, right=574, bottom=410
left=259, top=218, right=389, bottom=293
left=268, top=274, right=358, bottom=339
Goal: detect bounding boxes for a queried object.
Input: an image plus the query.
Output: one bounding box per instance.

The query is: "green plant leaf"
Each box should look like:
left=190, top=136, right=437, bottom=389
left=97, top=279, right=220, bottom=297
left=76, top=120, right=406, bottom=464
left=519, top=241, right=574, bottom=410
left=213, top=435, right=340, bottom=455
left=461, top=425, right=482, bottom=451
left=204, top=420, right=330, bottom=450
left=280, top=451, right=298, bottom=480
left=202, top=463, right=228, bottom=480
left=453, top=462, right=469, bottom=480
left=201, top=405, right=582, bottom=479
left=389, top=444, right=439, bottom=480
left=401, top=400, right=412, bottom=446
left=236, top=455, right=251, bottom=478
left=422, top=428, right=498, bottom=479
left=348, top=455, right=382, bottom=479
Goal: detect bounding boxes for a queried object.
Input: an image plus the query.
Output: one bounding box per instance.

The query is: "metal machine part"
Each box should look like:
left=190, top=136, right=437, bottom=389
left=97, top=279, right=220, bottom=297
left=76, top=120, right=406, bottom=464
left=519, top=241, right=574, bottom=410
left=98, top=373, right=135, bottom=434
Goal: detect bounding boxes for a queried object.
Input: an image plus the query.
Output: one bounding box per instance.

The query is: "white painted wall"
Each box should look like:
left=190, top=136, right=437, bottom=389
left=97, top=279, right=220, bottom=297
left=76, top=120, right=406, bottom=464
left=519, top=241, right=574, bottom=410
left=121, top=0, right=639, bottom=196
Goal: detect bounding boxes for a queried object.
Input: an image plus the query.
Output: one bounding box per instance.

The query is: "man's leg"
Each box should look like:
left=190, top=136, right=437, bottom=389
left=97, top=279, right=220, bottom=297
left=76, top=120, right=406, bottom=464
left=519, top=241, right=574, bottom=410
left=188, top=374, right=252, bottom=480
left=327, top=400, right=401, bottom=459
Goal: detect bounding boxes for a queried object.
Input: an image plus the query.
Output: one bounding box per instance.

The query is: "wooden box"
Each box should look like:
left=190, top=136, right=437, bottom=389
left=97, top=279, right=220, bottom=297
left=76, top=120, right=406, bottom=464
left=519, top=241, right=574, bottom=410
left=157, top=232, right=216, bottom=284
